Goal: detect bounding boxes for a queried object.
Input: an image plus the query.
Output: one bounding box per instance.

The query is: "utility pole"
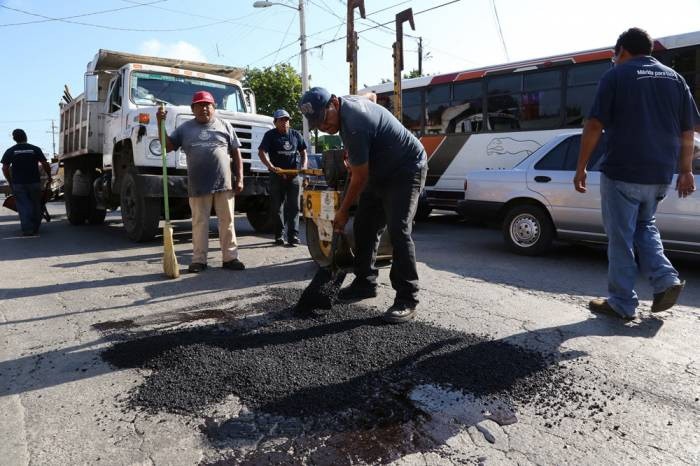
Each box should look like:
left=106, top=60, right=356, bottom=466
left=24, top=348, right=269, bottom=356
left=418, top=37, right=423, bottom=76
left=47, top=119, right=58, bottom=161
left=392, top=9, right=415, bottom=122
left=346, top=0, right=366, bottom=95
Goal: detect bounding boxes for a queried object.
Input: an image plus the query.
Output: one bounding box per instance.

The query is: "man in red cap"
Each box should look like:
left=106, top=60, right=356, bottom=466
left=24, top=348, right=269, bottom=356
left=157, top=90, right=245, bottom=273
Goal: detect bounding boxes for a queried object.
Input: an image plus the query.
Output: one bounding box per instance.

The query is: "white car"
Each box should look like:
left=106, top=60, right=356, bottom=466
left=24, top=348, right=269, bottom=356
left=457, top=131, right=700, bottom=255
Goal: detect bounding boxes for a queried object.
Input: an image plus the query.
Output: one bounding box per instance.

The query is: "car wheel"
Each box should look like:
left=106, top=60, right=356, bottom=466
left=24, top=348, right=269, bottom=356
left=502, top=204, right=554, bottom=256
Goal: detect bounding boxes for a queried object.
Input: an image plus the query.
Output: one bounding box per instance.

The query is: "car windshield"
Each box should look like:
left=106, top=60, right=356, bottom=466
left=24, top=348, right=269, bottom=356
left=129, top=71, right=246, bottom=112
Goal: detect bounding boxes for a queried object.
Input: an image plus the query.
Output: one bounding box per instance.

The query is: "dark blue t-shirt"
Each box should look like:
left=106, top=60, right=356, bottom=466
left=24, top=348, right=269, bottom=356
left=1, top=143, right=47, bottom=184
left=259, top=128, right=307, bottom=169
left=588, top=56, right=698, bottom=184
left=339, top=96, right=426, bottom=184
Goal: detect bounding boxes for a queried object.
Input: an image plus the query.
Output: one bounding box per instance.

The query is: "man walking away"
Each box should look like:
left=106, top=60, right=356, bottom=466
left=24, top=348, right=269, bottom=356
left=2, top=129, right=51, bottom=236
left=300, top=87, right=428, bottom=324
left=574, top=27, right=699, bottom=320
left=157, top=91, right=245, bottom=273
left=258, top=109, right=307, bottom=246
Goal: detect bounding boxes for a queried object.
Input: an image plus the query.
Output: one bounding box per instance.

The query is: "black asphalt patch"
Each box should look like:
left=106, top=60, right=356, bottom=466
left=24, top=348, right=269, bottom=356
left=100, top=288, right=615, bottom=464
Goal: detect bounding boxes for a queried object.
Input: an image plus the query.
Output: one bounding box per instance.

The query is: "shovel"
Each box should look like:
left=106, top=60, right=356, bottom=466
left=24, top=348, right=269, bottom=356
left=295, top=229, right=347, bottom=315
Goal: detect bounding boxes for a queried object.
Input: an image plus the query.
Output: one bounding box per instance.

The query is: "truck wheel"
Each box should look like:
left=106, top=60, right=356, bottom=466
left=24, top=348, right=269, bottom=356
left=414, top=204, right=432, bottom=222
left=64, top=166, right=89, bottom=225
left=245, top=197, right=274, bottom=233
left=502, top=204, right=554, bottom=256
left=88, top=172, right=107, bottom=225
left=120, top=170, right=160, bottom=242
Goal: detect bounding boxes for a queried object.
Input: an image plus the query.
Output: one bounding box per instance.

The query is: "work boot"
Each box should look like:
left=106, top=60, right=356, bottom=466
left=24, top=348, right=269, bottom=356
left=222, top=259, right=245, bottom=271
left=383, top=301, right=417, bottom=324
left=287, top=236, right=300, bottom=247
left=588, top=298, right=634, bottom=321
left=651, top=281, right=685, bottom=312
left=338, top=280, right=377, bottom=302
left=274, top=237, right=285, bottom=246
left=188, top=262, right=207, bottom=273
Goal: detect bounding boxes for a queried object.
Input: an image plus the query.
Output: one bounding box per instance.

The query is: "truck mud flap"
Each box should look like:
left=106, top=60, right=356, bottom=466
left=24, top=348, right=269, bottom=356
left=136, top=174, right=188, bottom=198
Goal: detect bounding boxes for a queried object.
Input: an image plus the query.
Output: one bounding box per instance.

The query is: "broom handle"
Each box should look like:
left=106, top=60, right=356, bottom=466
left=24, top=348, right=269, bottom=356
left=159, top=104, right=171, bottom=223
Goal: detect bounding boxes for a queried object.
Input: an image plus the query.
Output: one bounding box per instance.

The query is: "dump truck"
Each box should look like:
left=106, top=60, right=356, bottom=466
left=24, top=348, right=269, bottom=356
left=58, top=49, right=274, bottom=241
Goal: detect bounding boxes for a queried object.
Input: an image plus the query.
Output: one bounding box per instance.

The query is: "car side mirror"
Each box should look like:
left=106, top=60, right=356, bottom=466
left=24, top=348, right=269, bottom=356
left=85, top=73, right=99, bottom=102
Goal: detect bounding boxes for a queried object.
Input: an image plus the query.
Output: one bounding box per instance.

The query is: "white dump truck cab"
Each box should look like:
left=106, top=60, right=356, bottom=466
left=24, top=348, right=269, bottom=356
left=59, top=49, right=274, bottom=242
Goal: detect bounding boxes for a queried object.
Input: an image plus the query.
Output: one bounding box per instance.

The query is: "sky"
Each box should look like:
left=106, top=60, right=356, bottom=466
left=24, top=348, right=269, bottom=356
left=1, top=0, right=699, bottom=159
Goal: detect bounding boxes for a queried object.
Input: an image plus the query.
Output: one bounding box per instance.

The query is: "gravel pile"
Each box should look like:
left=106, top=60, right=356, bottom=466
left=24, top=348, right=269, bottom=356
left=102, top=288, right=610, bottom=434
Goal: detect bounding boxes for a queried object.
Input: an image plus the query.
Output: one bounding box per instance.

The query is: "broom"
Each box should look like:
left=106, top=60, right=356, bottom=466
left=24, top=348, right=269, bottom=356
left=159, top=104, right=180, bottom=278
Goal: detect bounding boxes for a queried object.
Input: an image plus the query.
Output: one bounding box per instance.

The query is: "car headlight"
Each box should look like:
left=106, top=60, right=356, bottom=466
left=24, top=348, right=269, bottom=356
left=149, top=138, right=162, bottom=156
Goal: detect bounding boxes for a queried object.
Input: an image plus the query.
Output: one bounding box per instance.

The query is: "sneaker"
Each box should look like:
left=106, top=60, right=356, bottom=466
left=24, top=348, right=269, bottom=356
left=338, top=281, right=378, bottom=302
left=188, top=262, right=207, bottom=273
left=651, top=281, right=685, bottom=312
left=383, top=302, right=417, bottom=324
left=588, top=298, right=634, bottom=321
left=222, top=259, right=245, bottom=271
left=274, top=237, right=285, bottom=246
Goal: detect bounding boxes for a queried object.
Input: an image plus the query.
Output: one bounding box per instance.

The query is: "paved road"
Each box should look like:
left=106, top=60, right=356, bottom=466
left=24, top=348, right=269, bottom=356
left=1, top=201, right=698, bottom=465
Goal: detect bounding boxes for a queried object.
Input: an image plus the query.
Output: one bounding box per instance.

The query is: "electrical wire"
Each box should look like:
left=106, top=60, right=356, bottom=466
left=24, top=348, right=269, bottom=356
left=0, top=1, right=166, bottom=27
left=491, top=0, right=510, bottom=61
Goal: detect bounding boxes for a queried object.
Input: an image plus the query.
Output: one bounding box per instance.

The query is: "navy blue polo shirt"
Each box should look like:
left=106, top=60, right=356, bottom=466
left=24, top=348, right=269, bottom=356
left=588, top=56, right=697, bottom=184
left=259, top=128, right=306, bottom=169
left=339, top=96, right=426, bottom=184
left=1, top=143, right=47, bottom=184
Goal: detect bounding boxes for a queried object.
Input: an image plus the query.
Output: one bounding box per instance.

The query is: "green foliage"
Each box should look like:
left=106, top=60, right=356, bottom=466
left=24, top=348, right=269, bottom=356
left=403, top=69, right=422, bottom=79
left=312, top=134, right=343, bottom=152
left=243, top=64, right=303, bottom=129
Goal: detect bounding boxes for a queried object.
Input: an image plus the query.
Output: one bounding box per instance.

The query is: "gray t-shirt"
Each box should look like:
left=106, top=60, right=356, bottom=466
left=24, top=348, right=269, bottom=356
left=339, top=96, right=426, bottom=184
left=169, top=117, right=240, bottom=196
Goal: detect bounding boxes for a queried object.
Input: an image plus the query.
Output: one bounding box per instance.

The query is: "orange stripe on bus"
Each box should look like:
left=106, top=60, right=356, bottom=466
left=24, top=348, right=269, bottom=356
left=572, top=50, right=614, bottom=63
left=420, top=135, right=446, bottom=159
left=454, top=70, right=486, bottom=82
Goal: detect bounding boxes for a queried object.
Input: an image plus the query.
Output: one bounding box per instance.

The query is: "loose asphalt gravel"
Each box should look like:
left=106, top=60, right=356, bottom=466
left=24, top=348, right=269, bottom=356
left=100, top=287, right=618, bottom=464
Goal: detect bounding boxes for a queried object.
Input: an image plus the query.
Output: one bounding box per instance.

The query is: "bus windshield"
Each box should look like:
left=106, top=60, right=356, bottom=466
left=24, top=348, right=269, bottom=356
left=129, top=71, right=246, bottom=112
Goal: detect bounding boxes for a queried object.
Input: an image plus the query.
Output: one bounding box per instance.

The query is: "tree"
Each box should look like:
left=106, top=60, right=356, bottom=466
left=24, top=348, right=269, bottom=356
left=243, top=64, right=303, bottom=130
left=403, top=69, right=422, bottom=79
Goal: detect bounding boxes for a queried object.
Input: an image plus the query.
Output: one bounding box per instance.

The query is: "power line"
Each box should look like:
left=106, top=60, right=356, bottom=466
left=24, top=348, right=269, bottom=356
left=0, top=1, right=166, bottom=27
left=0, top=3, right=267, bottom=33
left=491, top=0, right=509, bottom=61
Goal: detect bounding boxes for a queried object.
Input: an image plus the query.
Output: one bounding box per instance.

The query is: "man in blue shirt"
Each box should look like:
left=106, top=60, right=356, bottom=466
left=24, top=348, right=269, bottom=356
left=258, top=109, right=307, bottom=246
left=2, top=129, right=51, bottom=236
left=300, top=87, right=427, bottom=323
left=574, top=27, right=698, bottom=320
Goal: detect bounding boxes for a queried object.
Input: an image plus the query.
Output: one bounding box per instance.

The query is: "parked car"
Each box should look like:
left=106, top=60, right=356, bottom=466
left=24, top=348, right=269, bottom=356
left=457, top=131, right=700, bottom=255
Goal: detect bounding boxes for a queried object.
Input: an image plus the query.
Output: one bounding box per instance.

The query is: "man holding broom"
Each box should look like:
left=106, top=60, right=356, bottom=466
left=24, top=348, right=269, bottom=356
left=156, top=90, right=245, bottom=273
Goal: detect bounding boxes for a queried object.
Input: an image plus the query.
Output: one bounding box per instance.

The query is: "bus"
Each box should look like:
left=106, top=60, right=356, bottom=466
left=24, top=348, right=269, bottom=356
left=363, top=30, right=700, bottom=217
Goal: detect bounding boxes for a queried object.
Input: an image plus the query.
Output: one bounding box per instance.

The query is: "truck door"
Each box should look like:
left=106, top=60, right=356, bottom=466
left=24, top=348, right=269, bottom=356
left=103, top=72, right=123, bottom=166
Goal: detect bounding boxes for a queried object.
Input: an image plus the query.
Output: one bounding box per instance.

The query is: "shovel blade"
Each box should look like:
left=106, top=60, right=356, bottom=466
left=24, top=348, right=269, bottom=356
left=295, top=267, right=346, bottom=314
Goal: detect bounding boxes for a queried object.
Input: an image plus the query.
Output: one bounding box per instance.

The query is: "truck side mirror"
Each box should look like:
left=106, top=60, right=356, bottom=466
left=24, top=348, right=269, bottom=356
left=243, top=88, right=256, bottom=114
left=85, top=73, right=99, bottom=102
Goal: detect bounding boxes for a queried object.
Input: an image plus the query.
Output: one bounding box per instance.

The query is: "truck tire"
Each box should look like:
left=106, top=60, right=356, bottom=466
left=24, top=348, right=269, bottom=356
left=414, top=204, right=432, bottom=222
left=64, top=166, right=89, bottom=225
left=88, top=194, right=107, bottom=225
left=245, top=196, right=274, bottom=233
left=502, top=204, right=554, bottom=256
left=120, top=170, right=161, bottom=242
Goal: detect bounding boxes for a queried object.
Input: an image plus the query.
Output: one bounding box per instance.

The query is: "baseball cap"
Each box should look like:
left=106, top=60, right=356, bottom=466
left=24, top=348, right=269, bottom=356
left=191, top=90, right=216, bottom=105
left=299, top=87, right=331, bottom=129
left=273, top=109, right=291, bottom=120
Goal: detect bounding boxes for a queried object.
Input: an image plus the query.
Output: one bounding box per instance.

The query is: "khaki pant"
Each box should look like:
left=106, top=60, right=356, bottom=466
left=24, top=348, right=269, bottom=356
left=189, top=190, right=238, bottom=264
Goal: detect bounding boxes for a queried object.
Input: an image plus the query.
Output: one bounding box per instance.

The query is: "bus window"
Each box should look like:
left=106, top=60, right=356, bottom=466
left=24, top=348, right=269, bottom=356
left=402, top=89, right=424, bottom=133
left=441, top=81, right=484, bottom=134
left=426, top=84, right=451, bottom=133
left=565, top=61, right=612, bottom=127
left=520, top=70, right=562, bottom=130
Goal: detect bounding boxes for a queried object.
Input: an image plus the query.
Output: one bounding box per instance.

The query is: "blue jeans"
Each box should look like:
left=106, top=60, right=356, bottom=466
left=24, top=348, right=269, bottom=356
left=600, top=174, right=680, bottom=317
left=12, top=182, right=43, bottom=234
left=269, top=173, right=301, bottom=241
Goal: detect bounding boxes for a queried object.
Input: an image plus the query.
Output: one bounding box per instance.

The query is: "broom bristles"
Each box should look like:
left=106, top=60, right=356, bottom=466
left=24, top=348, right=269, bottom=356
left=163, top=222, right=180, bottom=278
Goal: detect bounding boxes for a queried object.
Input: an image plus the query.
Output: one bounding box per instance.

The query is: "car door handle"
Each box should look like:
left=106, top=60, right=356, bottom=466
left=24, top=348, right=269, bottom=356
left=534, top=176, right=551, bottom=183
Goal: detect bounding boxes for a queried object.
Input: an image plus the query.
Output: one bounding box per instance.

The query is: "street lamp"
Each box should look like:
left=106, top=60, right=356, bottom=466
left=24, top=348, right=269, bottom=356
left=253, top=0, right=310, bottom=145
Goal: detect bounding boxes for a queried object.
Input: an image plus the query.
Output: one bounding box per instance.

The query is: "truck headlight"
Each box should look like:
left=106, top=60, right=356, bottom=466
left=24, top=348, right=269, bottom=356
left=148, top=138, right=162, bottom=156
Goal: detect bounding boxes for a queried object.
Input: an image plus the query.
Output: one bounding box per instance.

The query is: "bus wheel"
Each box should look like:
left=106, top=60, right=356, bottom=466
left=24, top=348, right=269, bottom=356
left=502, top=204, right=554, bottom=256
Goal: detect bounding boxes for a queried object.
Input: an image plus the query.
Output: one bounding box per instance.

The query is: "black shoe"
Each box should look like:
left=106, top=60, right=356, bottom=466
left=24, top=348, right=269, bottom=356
left=383, top=302, right=417, bottom=324
left=588, top=298, right=634, bottom=321
left=222, top=259, right=245, bottom=270
left=338, top=281, right=378, bottom=302
left=188, top=262, right=207, bottom=273
left=288, top=236, right=300, bottom=245
left=274, top=237, right=285, bottom=246
left=651, top=281, right=685, bottom=312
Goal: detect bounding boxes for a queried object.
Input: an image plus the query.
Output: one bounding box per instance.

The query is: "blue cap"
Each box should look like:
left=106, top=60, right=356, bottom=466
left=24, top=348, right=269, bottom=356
left=299, top=87, right=331, bottom=129
left=272, top=109, right=290, bottom=120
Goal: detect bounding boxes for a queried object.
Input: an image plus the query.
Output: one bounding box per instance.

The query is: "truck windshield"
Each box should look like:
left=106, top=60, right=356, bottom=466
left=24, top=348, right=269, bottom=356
left=129, top=71, right=246, bottom=112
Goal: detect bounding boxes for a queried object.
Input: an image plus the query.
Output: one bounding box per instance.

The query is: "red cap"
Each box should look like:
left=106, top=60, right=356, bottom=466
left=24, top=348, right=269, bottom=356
left=192, top=91, right=215, bottom=105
